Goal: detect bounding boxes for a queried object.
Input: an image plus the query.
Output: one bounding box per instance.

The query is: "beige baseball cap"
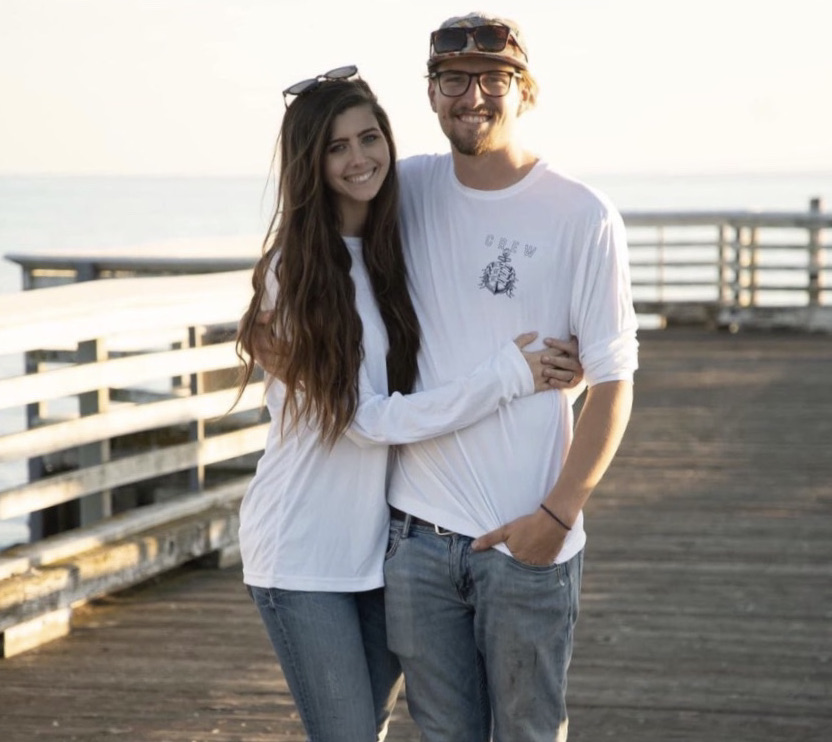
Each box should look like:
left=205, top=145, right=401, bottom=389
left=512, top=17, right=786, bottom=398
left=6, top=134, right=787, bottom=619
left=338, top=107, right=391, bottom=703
left=427, top=12, right=529, bottom=71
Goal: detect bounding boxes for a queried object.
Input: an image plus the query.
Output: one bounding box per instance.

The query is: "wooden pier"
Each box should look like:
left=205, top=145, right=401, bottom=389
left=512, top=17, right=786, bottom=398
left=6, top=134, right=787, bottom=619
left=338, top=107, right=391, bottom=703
left=1, top=328, right=830, bottom=741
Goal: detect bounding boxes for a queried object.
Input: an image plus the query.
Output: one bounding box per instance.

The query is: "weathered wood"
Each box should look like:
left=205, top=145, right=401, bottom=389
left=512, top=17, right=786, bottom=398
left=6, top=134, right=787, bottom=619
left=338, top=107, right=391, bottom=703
left=719, top=305, right=832, bottom=332
left=0, top=270, right=266, bottom=544
left=0, top=329, right=829, bottom=740
left=0, top=565, right=420, bottom=740
left=0, top=269, right=252, bottom=355
left=0, top=492, right=244, bottom=641
left=4, top=205, right=830, bottom=340
left=0, top=383, right=265, bottom=463
left=4, top=234, right=259, bottom=287
left=0, top=342, right=240, bottom=407
left=0, top=476, right=251, bottom=579
left=0, top=425, right=267, bottom=519
left=622, top=209, right=832, bottom=228
left=0, top=607, right=71, bottom=658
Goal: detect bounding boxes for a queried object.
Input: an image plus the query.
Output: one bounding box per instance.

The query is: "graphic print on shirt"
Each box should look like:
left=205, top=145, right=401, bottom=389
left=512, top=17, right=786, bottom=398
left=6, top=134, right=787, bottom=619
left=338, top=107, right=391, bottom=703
left=478, top=235, right=537, bottom=298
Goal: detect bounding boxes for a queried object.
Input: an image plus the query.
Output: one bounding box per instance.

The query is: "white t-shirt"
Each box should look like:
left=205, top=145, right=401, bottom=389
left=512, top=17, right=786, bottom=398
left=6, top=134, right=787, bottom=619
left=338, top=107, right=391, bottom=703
left=239, top=236, right=534, bottom=590
left=388, top=154, right=640, bottom=563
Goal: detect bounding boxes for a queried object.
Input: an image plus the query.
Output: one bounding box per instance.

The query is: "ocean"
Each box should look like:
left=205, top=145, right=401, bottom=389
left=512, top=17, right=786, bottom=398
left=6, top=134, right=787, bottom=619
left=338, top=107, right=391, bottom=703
left=2, top=171, right=831, bottom=547
left=3, top=170, right=830, bottom=293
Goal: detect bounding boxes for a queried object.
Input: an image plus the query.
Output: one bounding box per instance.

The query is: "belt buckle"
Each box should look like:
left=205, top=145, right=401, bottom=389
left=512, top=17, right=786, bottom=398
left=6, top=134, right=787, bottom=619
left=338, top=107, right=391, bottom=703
left=434, top=524, right=454, bottom=537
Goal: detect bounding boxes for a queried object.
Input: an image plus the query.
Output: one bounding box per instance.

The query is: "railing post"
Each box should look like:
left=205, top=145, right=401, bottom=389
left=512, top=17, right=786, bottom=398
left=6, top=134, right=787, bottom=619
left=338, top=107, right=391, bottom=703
left=718, top=223, right=733, bottom=308
left=77, top=337, right=112, bottom=525
left=657, top=226, right=665, bottom=304
left=22, top=261, right=47, bottom=537
left=74, top=262, right=98, bottom=283
left=25, top=264, right=109, bottom=538
left=734, top=226, right=746, bottom=308
left=808, top=197, right=824, bottom=307
left=736, top=225, right=759, bottom=308
left=748, top=226, right=759, bottom=307
left=188, top=325, right=206, bottom=492
left=24, top=352, right=48, bottom=540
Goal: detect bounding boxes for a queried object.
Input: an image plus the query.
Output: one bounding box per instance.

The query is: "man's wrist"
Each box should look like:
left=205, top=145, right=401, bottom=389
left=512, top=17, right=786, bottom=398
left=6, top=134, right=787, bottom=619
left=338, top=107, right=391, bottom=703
left=539, top=503, right=572, bottom=532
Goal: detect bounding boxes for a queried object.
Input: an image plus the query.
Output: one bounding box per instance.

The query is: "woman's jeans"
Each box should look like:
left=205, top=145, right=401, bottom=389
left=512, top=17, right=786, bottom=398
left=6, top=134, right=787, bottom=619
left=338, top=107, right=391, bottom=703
left=383, top=516, right=583, bottom=742
left=247, top=585, right=403, bottom=742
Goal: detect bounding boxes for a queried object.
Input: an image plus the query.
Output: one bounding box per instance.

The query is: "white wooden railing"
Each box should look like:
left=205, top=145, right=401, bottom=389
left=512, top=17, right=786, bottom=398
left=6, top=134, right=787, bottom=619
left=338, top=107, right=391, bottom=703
left=0, top=270, right=266, bottom=657
left=624, top=198, right=830, bottom=330
left=0, top=202, right=829, bottom=657
left=6, top=200, right=829, bottom=330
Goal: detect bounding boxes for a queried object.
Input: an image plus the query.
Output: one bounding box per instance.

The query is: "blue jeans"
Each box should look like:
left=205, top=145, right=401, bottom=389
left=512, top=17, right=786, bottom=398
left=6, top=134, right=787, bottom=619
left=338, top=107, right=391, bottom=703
left=247, top=585, right=403, bottom=742
left=383, top=516, right=583, bottom=742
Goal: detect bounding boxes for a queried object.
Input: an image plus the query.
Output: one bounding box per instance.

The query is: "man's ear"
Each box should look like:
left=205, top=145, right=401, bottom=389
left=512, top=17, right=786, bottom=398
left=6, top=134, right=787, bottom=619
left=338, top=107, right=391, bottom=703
left=518, top=80, right=536, bottom=116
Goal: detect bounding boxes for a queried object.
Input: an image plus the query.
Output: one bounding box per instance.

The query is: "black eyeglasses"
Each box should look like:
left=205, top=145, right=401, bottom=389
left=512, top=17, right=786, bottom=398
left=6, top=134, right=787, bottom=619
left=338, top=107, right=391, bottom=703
left=429, top=69, right=521, bottom=98
left=430, top=24, right=524, bottom=57
left=282, top=65, right=359, bottom=107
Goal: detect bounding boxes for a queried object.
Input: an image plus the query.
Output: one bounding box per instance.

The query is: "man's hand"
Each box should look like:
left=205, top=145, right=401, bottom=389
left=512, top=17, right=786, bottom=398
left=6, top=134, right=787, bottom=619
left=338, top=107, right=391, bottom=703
left=471, top=508, right=568, bottom=566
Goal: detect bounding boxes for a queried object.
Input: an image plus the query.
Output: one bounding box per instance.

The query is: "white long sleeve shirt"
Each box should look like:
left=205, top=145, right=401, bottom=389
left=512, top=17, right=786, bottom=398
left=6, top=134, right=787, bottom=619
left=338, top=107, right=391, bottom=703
left=239, top=236, right=534, bottom=590
left=388, top=155, right=639, bottom=563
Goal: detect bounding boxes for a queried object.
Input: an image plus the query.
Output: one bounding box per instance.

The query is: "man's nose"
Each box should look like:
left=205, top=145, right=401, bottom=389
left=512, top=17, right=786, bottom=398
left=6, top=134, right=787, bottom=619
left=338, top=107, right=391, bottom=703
left=460, top=75, right=488, bottom=105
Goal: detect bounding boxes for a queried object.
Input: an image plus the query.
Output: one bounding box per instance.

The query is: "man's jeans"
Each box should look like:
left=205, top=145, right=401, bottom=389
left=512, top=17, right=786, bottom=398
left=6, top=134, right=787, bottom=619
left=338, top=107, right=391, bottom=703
left=247, top=585, right=403, bottom=742
left=383, top=516, right=583, bottom=742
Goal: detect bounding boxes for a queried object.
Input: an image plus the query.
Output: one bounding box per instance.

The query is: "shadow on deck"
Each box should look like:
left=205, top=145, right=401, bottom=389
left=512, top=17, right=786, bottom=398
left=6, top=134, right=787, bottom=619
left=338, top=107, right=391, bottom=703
left=1, top=329, right=830, bottom=741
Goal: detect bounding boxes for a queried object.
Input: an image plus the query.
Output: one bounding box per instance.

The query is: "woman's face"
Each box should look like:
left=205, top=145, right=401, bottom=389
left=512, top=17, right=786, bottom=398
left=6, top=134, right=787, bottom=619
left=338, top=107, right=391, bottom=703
left=324, top=104, right=391, bottom=219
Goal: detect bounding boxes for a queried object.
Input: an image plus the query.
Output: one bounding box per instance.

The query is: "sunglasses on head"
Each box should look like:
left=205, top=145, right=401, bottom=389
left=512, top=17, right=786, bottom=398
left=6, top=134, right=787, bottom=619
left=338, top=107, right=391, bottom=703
left=282, top=65, right=359, bottom=107
left=431, top=24, right=519, bottom=56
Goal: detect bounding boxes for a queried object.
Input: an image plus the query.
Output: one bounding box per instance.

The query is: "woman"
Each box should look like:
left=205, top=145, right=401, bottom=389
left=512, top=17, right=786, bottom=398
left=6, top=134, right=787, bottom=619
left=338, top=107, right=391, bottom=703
left=235, top=69, right=581, bottom=741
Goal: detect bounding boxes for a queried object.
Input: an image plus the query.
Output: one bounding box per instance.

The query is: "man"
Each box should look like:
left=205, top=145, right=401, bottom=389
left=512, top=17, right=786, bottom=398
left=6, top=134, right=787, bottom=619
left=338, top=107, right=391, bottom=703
left=383, top=12, right=639, bottom=742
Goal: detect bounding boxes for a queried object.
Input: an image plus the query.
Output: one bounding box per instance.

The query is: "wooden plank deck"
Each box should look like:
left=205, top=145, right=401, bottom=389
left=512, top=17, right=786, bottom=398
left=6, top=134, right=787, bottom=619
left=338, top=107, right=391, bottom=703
left=1, top=328, right=831, bottom=741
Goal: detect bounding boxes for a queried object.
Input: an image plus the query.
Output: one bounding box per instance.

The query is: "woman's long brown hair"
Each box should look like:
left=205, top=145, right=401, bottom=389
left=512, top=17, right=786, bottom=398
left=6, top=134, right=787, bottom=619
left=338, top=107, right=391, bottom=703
left=235, top=78, right=421, bottom=446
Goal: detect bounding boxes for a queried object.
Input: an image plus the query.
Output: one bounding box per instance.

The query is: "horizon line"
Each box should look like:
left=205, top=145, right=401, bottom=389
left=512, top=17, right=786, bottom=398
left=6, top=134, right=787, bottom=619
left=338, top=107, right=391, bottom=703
left=2, top=168, right=832, bottom=181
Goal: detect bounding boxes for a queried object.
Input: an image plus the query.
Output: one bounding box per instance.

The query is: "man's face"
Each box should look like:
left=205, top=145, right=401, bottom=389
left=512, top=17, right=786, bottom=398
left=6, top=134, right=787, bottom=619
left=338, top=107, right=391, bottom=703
left=428, top=57, right=527, bottom=157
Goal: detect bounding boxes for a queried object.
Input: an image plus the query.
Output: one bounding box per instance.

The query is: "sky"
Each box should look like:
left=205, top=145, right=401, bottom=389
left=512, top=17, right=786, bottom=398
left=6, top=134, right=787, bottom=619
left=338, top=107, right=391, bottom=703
left=2, top=0, right=831, bottom=178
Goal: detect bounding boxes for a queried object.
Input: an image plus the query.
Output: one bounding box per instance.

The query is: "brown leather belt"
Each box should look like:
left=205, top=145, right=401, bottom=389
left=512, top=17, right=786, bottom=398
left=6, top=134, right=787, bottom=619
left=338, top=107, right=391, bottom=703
left=390, top=507, right=454, bottom=536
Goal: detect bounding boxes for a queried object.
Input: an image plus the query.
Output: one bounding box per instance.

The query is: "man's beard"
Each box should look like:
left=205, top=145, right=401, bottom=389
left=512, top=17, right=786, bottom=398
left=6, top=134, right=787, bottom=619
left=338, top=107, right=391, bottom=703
left=449, top=130, right=491, bottom=156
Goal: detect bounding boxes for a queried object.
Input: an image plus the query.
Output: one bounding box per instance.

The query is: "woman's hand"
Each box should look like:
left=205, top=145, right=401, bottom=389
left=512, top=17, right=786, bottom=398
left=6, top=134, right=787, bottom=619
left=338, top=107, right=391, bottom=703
left=251, top=311, right=285, bottom=378
left=514, top=333, right=584, bottom=393
left=542, top=336, right=584, bottom=390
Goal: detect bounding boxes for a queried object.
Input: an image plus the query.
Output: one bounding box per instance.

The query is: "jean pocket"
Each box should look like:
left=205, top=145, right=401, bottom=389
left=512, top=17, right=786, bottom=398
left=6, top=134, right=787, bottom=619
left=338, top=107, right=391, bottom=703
left=385, top=523, right=403, bottom=560
left=246, top=583, right=271, bottom=608
left=504, top=552, right=566, bottom=580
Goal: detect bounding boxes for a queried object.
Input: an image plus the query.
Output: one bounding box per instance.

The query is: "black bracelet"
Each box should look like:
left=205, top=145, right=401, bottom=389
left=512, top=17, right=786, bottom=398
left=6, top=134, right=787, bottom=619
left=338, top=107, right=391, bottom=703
left=539, top=503, right=572, bottom=531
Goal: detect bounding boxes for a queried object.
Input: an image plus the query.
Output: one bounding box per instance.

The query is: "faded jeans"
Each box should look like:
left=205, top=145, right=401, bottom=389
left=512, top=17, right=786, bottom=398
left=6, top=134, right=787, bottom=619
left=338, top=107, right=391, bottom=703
left=383, top=515, right=583, bottom=742
left=247, top=585, right=403, bottom=742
